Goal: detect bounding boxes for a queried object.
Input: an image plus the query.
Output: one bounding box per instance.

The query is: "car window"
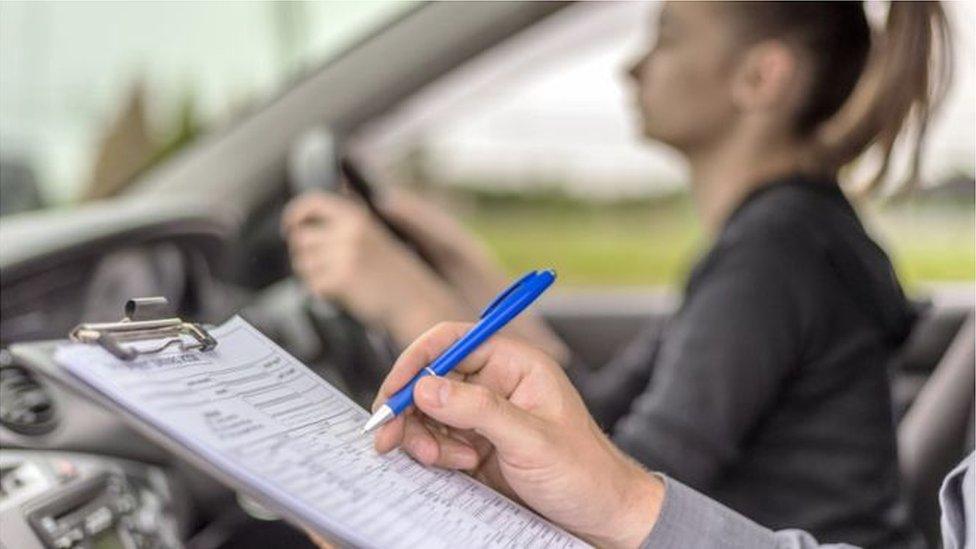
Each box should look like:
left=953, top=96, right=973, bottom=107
left=353, top=1, right=975, bottom=289
left=0, top=1, right=413, bottom=215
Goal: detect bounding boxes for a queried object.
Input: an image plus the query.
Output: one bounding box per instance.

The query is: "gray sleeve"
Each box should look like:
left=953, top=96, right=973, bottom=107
left=612, top=239, right=806, bottom=488
left=642, top=475, right=857, bottom=549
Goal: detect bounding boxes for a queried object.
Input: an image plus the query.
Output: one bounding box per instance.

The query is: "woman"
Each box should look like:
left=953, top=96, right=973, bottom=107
left=283, top=2, right=951, bottom=546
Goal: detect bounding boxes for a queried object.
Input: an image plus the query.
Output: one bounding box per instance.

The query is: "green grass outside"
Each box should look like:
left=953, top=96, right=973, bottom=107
left=461, top=195, right=975, bottom=290
left=871, top=203, right=976, bottom=287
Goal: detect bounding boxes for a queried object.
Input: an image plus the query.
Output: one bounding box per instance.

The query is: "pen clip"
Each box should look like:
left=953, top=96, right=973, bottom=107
left=480, top=270, right=538, bottom=319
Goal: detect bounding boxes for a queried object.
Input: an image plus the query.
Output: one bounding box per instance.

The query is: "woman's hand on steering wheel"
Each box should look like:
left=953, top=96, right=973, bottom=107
left=282, top=191, right=471, bottom=346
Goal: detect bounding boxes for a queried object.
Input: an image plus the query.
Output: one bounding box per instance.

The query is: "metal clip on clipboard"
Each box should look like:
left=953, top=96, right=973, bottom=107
left=69, top=297, right=218, bottom=361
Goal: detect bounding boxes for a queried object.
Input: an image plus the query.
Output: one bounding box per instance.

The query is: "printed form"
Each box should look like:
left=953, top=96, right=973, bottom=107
left=55, top=316, right=587, bottom=549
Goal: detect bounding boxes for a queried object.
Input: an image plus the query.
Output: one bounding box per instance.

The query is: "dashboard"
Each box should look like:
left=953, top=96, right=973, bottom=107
left=0, top=209, right=249, bottom=549
left=0, top=450, right=185, bottom=549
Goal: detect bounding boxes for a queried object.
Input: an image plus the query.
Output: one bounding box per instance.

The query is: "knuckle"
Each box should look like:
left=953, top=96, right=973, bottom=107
left=297, top=195, right=327, bottom=216
left=470, top=385, right=496, bottom=413
left=346, top=207, right=369, bottom=230
left=441, top=321, right=470, bottom=336
left=516, top=343, right=556, bottom=374
left=430, top=322, right=467, bottom=347
left=432, top=321, right=452, bottom=331
left=307, top=191, right=331, bottom=206
left=536, top=350, right=561, bottom=375
left=431, top=321, right=457, bottom=337
left=346, top=223, right=369, bottom=247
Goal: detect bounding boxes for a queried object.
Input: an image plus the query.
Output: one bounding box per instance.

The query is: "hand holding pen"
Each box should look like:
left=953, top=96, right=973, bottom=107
left=363, top=269, right=557, bottom=432
left=368, top=270, right=664, bottom=548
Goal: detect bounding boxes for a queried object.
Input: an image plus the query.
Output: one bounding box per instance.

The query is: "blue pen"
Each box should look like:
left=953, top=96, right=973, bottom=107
left=362, top=268, right=556, bottom=434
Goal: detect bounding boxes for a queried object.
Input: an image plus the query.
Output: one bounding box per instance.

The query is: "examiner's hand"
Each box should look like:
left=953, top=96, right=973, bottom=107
left=282, top=192, right=470, bottom=345
left=372, top=323, right=664, bottom=548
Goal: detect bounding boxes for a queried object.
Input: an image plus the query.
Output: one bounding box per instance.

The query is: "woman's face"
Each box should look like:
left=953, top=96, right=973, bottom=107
left=628, top=2, right=740, bottom=152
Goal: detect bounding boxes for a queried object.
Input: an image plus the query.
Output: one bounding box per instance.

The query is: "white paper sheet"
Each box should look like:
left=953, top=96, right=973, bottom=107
left=56, top=316, right=587, bottom=548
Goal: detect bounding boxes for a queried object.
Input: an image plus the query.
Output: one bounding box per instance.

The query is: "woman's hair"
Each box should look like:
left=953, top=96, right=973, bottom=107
left=726, top=1, right=953, bottom=195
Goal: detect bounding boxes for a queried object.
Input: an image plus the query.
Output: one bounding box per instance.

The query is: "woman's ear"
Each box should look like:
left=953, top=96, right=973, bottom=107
left=730, top=41, right=801, bottom=114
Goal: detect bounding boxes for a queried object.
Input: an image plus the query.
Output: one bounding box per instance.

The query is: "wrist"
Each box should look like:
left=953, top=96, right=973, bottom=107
left=599, top=463, right=665, bottom=548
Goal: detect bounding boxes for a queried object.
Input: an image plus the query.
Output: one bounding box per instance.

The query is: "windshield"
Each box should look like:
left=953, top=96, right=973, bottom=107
left=0, top=1, right=413, bottom=215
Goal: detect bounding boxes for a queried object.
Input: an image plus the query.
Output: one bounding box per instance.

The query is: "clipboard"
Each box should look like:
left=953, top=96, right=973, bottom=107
left=7, top=299, right=328, bottom=544
left=10, top=298, right=588, bottom=548
left=68, top=297, right=217, bottom=361
left=9, top=297, right=218, bottom=411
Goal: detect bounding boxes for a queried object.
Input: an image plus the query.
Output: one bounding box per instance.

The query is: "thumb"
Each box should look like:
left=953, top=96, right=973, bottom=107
left=413, top=376, right=544, bottom=457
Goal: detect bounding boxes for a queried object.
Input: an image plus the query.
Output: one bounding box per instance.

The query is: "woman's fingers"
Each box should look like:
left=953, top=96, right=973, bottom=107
left=287, top=226, right=334, bottom=255
left=291, top=254, right=328, bottom=280
left=281, top=192, right=333, bottom=234
left=281, top=192, right=359, bottom=235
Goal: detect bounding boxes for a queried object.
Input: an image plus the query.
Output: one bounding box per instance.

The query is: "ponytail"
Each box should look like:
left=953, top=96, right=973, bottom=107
left=815, top=2, right=953, bottom=195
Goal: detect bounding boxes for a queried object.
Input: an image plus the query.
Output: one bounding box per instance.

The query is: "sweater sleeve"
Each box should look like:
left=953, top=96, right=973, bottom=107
left=612, top=235, right=809, bottom=489
left=642, top=475, right=857, bottom=548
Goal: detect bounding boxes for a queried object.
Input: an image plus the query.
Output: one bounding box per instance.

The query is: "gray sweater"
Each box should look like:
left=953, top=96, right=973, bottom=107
left=642, top=452, right=974, bottom=548
left=571, top=176, right=918, bottom=547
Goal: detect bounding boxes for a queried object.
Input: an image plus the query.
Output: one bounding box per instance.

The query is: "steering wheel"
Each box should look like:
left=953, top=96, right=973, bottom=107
left=243, top=129, right=406, bottom=408
left=300, top=294, right=399, bottom=407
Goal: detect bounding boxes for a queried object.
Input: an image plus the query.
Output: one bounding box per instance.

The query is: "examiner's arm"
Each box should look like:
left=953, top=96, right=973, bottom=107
left=648, top=452, right=975, bottom=549
left=645, top=474, right=852, bottom=548
left=369, top=323, right=855, bottom=548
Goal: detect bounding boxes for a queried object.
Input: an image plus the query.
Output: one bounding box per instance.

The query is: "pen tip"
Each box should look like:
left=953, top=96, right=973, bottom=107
left=362, top=405, right=394, bottom=434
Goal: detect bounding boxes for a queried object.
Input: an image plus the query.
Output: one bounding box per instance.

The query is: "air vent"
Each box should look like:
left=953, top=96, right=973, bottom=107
left=0, top=360, right=58, bottom=435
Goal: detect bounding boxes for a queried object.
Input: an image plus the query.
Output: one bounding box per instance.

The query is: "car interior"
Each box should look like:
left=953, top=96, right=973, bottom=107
left=0, top=3, right=972, bottom=548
